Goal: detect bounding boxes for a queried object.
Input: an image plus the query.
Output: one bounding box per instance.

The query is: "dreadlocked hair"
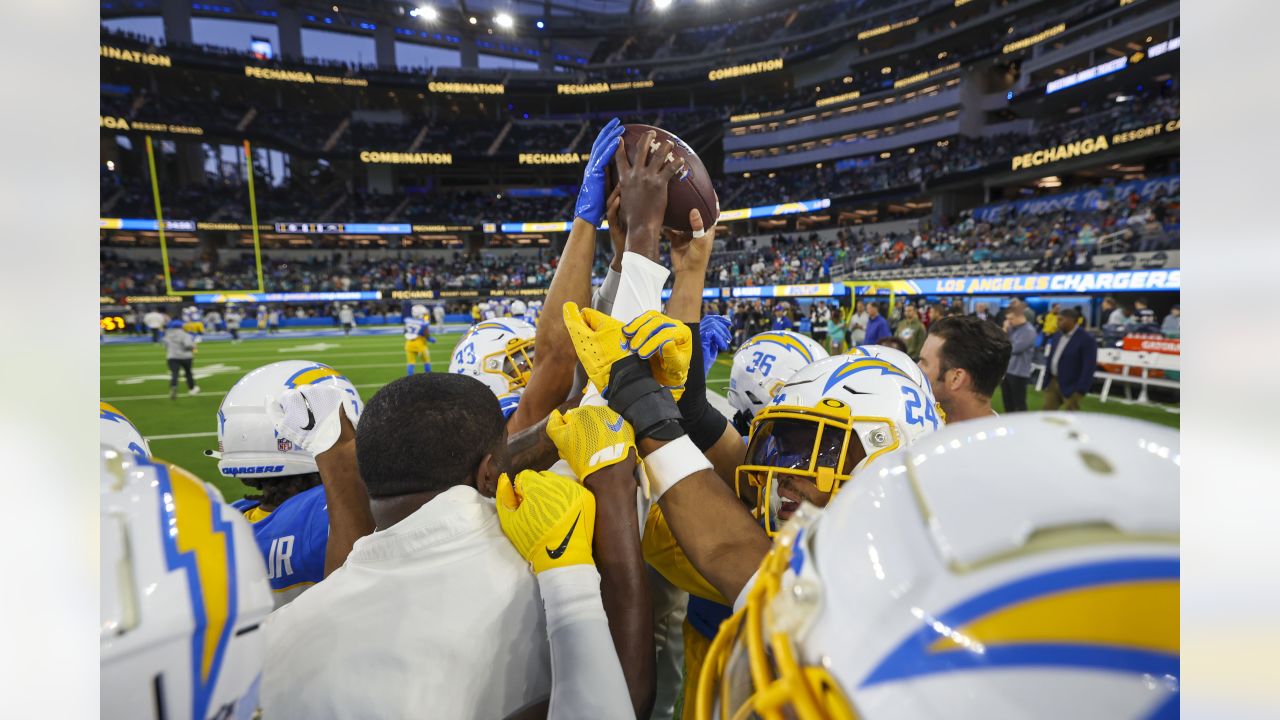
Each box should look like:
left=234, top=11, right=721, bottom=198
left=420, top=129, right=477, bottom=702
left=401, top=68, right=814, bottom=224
left=239, top=472, right=323, bottom=510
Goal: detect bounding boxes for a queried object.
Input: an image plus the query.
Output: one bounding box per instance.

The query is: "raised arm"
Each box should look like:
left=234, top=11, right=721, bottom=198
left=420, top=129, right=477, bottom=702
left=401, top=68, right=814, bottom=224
left=547, top=405, right=656, bottom=718
left=507, top=119, right=626, bottom=434
left=563, top=304, right=770, bottom=604
left=495, top=468, right=634, bottom=720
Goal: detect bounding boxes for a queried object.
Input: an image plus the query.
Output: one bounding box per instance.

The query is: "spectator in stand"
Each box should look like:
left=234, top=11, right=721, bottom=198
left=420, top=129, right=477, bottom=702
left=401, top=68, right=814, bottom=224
left=1042, top=308, right=1097, bottom=412
left=895, top=305, right=927, bottom=361
left=812, top=303, right=829, bottom=346
left=826, top=308, right=847, bottom=354
left=1107, top=303, right=1133, bottom=326
left=863, top=302, right=891, bottom=346
left=1161, top=305, right=1180, bottom=336
left=1001, top=301, right=1037, bottom=413
left=772, top=303, right=795, bottom=331
left=848, top=301, right=869, bottom=347
left=972, top=302, right=997, bottom=324
left=917, top=316, right=1011, bottom=423
left=1134, top=298, right=1157, bottom=326
left=1041, top=303, right=1060, bottom=337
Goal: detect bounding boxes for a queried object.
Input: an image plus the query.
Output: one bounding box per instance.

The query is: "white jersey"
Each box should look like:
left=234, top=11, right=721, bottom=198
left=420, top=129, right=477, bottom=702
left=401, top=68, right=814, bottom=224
left=181, top=306, right=200, bottom=322
left=261, top=486, right=552, bottom=719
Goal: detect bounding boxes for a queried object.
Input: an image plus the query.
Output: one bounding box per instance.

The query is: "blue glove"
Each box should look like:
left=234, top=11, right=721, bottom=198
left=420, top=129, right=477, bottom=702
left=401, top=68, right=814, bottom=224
left=574, top=117, right=624, bottom=226
left=700, top=315, right=733, bottom=375
left=428, top=336, right=437, bottom=344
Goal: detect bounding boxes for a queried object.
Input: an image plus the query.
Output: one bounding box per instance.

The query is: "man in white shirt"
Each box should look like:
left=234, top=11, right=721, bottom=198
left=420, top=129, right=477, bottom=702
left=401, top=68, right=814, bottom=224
left=261, top=374, right=554, bottom=719
left=848, top=301, right=869, bottom=346
left=142, top=308, right=165, bottom=342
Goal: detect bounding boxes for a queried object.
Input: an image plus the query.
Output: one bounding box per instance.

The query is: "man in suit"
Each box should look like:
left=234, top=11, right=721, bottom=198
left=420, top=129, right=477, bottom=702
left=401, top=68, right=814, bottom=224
left=1043, top=308, right=1097, bottom=411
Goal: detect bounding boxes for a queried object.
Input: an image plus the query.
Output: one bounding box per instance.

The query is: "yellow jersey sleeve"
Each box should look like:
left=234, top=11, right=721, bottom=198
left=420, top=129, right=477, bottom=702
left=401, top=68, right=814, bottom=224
left=643, top=504, right=730, bottom=606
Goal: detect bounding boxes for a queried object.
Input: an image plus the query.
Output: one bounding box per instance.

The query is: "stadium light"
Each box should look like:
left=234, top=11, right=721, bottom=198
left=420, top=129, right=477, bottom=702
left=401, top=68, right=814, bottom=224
left=469, top=16, right=477, bottom=24
left=536, top=20, right=544, bottom=29
left=654, top=0, right=673, bottom=10
left=410, top=5, right=438, bottom=21
left=495, top=12, right=514, bottom=28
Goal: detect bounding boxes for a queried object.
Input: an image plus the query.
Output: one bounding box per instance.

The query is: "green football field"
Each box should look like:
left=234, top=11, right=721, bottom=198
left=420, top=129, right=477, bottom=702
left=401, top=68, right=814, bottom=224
left=102, top=329, right=1179, bottom=501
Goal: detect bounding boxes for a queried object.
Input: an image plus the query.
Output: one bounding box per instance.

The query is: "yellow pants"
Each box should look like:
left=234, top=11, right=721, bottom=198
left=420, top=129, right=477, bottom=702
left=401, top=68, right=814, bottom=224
left=676, top=619, right=714, bottom=720
left=404, top=337, right=429, bottom=364
left=182, top=321, right=205, bottom=334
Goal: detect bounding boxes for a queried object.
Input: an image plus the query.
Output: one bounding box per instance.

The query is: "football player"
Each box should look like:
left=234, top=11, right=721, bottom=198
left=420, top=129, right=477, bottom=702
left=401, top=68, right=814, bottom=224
left=208, top=360, right=369, bottom=607
left=693, top=413, right=1179, bottom=719
left=509, top=299, right=529, bottom=322
left=256, top=304, right=268, bottom=333
left=180, top=304, right=205, bottom=335
left=449, top=317, right=537, bottom=421
left=99, top=401, right=150, bottom=458
left=403, top=304, right=437, bottom=375
left=727, top=330, right=830, bottom=435
left=101, top=447, right=273, bottom=720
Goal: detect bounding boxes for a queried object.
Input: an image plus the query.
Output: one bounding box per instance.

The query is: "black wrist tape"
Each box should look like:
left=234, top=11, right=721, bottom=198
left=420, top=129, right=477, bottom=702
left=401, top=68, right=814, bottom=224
left=605, top=355, right=685, bottom=441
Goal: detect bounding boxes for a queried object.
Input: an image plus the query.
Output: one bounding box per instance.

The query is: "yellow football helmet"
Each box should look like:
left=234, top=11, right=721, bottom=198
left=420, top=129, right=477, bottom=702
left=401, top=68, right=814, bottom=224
left=736, top=348, right=942, bottom=536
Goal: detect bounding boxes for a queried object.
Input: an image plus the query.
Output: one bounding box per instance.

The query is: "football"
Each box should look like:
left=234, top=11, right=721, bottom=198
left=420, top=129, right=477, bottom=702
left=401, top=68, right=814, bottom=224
left=608, top=123, right=720, bottom=232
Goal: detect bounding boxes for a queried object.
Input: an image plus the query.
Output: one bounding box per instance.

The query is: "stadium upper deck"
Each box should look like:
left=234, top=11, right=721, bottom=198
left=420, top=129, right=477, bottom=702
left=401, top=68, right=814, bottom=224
left=100, top=0, right=1179, bottom=250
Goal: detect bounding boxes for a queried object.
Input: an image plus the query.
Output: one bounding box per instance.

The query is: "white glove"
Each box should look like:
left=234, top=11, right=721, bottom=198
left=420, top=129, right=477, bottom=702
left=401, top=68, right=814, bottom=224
left=267, top=384, right=359, bottom=455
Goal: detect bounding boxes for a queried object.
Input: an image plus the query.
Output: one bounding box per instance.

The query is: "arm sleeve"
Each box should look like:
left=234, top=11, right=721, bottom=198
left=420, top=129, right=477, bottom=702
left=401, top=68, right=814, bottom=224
left=538, top=565, right=634, bottom=720
left=591, top=267, right=623, bottom=315
left=610, top=252, right=669, bottom=325
left=580, top=251, right=671, bottom=408
left=677, top=322, right=730, bottom=451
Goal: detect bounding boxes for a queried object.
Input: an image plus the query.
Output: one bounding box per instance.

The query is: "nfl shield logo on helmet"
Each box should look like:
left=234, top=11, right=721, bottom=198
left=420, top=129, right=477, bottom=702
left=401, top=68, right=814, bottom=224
left=278, top=437, right=294, bottom=452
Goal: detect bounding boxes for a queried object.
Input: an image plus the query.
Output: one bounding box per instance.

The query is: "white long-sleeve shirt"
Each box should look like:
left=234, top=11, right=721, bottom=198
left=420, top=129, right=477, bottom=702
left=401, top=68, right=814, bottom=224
left=261, top=486, right=552, bottom=719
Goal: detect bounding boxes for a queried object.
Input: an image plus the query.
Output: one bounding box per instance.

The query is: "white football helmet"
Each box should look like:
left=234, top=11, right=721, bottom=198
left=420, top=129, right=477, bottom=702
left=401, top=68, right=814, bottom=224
left=101, top=448, right=272, bottom=720
left=212, top=361, right=363, bottom=479
left=737, top=348, right=943, bottom=535
left=728, top=331, right=829, bottom=421
left=410, top=304, right=428, bottom=319
left=449, top=318, right=537, bottom=397
left=101, top=401, right=150, bottom=458
left=509, top=300, right=528, bottom=318
left=699, top=413, right=1179, bottom=720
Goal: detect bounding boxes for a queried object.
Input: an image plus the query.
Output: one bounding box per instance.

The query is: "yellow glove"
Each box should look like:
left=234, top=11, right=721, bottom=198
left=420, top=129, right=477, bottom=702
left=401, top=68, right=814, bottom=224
left=621, top=310, right=692, bottom=400
left=562, top=301, right=628, bottom=392
left=546, top=406, right=637, bottom=482
left=496, top=469, right=596, bottom=574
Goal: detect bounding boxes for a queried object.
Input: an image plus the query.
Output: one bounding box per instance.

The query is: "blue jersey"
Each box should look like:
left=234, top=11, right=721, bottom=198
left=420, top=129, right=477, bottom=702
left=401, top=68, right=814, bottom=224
left=403, top=317, right=430, bottom=340
left=772, top=316, right=795, bottom=331
left=232, top=484, right=329, bottom=607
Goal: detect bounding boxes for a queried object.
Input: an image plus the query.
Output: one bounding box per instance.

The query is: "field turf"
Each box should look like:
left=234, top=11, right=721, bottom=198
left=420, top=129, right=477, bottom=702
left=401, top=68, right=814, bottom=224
left=102, top=328, right=1178, bottom=501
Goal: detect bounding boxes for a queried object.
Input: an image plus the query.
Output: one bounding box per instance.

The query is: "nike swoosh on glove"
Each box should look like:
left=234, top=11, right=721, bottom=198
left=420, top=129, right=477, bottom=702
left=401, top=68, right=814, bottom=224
left=496, top=469, right=596, bottom=574
left=545, top=405, right=637, bottom=482
left=267, top=384, right=359, bottom=456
